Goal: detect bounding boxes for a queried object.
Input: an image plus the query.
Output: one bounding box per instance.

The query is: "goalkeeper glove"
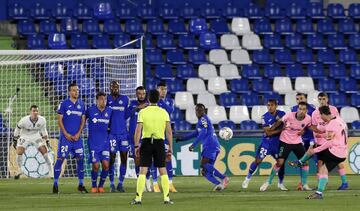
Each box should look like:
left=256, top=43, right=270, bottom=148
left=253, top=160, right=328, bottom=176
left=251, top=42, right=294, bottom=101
left=12, top=136, right=19, bottom=149
left=46, top=139, right=51, bottom=148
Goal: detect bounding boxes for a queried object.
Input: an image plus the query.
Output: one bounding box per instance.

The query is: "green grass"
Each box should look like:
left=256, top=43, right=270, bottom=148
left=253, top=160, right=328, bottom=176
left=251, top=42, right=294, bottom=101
left=0, top=175, right=359, bottom=211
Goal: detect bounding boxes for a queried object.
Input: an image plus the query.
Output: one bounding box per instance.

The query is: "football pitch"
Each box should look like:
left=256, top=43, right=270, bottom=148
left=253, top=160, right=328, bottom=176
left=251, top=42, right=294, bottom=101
left=0, top=175, right=359, bottom=211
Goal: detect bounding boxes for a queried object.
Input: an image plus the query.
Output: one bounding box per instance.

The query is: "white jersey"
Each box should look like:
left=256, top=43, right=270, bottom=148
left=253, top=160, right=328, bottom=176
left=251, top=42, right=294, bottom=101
left=14, top=115, right=48, bottom=140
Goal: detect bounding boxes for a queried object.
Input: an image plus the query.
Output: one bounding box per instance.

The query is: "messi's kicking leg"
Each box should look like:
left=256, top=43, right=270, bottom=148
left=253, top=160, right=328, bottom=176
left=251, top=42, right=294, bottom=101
left=337, top=162, right=348, bottom=190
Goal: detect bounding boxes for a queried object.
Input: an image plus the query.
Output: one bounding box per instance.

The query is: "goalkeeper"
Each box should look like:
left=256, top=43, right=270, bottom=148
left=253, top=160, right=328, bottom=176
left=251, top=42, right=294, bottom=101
left=13, top=105, right=53, bottom=179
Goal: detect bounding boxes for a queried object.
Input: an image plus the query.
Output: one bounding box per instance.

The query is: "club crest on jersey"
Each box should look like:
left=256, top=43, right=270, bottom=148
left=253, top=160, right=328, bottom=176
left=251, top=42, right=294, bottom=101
left=119, top=100, right=123, bottom=104
left=36, top=124, right=40, bottom=127
left=77, top=105, right=81, bottom=109
left=105, top=113, right=109, bottom=117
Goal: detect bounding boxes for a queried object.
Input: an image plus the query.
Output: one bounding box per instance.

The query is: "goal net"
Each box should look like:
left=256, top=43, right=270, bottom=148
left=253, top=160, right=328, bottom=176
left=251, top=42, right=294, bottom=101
left=0, top=49, right=143, bottom=178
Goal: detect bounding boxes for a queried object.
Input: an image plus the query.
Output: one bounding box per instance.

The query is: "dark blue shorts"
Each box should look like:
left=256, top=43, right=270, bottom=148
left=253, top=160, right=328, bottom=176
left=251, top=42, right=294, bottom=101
left=88, top=147, right=110, bottom=163
left=57, top=136, right=84, bottom=159
left=109, top=134, right=129, bottom=153
left=256, top=139, right=279, bottom=160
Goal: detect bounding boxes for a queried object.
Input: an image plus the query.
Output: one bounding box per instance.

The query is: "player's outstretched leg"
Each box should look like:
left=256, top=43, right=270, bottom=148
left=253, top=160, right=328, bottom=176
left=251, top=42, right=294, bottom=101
left=337, top=164, right=348, bottom=190
left=242, top=161, right=259, bottom=189
left=53, top=158, right=64, bottom=194
left=202, top=162, right=223, bottom=191
left=260, top=164, right=280, bottom=192
left=117, top=151, right=127, bottom=192
left=209, top=158, right=228, bottom=189
left=109, top=153, right=116, bottom=192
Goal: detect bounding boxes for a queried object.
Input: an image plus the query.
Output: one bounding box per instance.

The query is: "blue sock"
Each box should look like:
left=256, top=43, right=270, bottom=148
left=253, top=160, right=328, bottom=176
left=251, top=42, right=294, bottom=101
left=53, top=159, right=63, bottom=187
left=203, top=163, right=220, bottom=185
left=146, top=168, right=151, bottom=180
left=247, top=162, right=258, bottom=179
left=213, top=168, right=225, bottom=180
left=118, top=163, right=126, bottom=186
left=152, top=165, right=158, bottom=183
left=135, top=166, right=140, bottom=177
left=278, top=165, right=285, bottom=184
left=77, top=159, right=84, bottom=186
left=91, top=170, right=98, bottom=188
left=98, top=170, right=109, bottom=188
left=109, top=164, right=115, bottom=186
left=166, top=161, right=173, bottom=180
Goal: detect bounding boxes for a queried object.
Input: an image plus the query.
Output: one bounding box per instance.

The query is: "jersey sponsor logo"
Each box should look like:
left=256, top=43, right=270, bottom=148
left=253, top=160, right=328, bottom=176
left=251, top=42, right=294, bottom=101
left=92, top=118, right=110, bottom=124
left=109, top=106, right=125, bottom=111
left=102, top=151, right=110, bottom=156
left=66, top=110, right=83, bottom=116
left=75, top=148, right=83, bottom=153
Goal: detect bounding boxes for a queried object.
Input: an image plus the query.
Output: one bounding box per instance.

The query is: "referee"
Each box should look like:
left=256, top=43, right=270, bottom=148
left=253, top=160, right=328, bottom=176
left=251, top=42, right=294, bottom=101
left=131, top=89, right=173, bottom=205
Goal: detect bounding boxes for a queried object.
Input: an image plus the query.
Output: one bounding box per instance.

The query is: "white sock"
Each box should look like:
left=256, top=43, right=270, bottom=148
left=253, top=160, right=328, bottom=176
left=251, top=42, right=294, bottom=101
left=43, top=153, right=53, bottom=175
left=16, top=154, right=23, bottom=169
left=169, top=180, right=173, bottom=184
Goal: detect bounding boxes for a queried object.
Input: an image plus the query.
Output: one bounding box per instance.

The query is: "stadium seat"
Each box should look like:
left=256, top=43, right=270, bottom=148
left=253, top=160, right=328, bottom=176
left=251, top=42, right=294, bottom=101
left=295, top=77, right=315, bottom=93
left=296, top=19, right=314, bottom=34
left=244, top=2, right=263, bottom=19
left=103, top=20, right=122, bottom=35
left=52, top=3, right=70, bottom=19
left=189, top=18, right=208, bottom=35
left=253, top=18, right=272, bottom=35
left=73, top=3, right=92, bottom=19
left=307, top=91, right=320, bottom=107
left=137, top=3, right=156, bottom=19
left=145, top=77, right=159, bottom=90
left=48, top=33, right=67, bottom=49
left=223, top=2, right=242, bottom=19
left=145, top=49, right=164, bottom=65
left=219, top=92, right=238, bottom=107
left=17, top=20, right=36, bottom=36
left=92, top=34, right=111, bottom=49
left=174, top=120, right=192, bottom=131
left=296, top=48, right=315, bottom=64
left=317, top=78, right=337, bottom=92
left=218, top=120, right=236, bottom=130
left=329, top=64, right=346, bottom=79
left=39, top=20, right=57, bottom=35
left=219, top=64, right=240, bottom=79
left=27, top=34, right=46, bottom=49
left=349, top=3, right=360, bottom=19
left=328, top=34, right=346, bottom=50
left=327, top=3, right=346, bottom=19
left=240, top=120, right=259, bottom=130
left=350, top=64, right=360, bottom=79
left=177, top=64, right=197, bottom=79
left=159, top=3, right=179, bottom=19
left=339, top=78, right=358, bottom=93
left=251, top=105, right=267, bottom=123
left=60, top=18, right=79, bottom=34
left=168, top=19, right=187, bottom=35
left=31, top=3, right=51, bottom=20
left=317, top=19, right=336, bottom=34
left=171, top=107, right=184, bottom=121
left=277, top=105, right=291, bottom=113
left=198, top=64, right=217, bottom=80
left=94, top=2, right=114, bottom=20
left=115, top=3, right=136, bottom=19
left=188, top=49, right=207, bottom=64
left=166, top=78, right=185, bottom=93
left=307, top=2, right=325, bottom=19
left=208, top=77, right=228, bottom=95
left=181, top=2, right=197, bottom=19
left=210, top=18, right=229, bottom=35
left=275, top=19, right=293, bottom=35
left=187, top=78, right=207, bottom=94
left=82, top=20, right=101, bottom=35
left=197, top=92, right=217, bottom=107
left=199, top=32, right=220, bottom=50
left=157, top=34, right=175, bottom=50
left=338, top=19, right=357, bottom=35
left=263, top=92, right=283, bottom=105
left=265, top=3, right=285, bottom=19
left=329, top=93, right=348, bottom=107
left=241, top=92, right=260, bottom=107
left=175, top=92, right=195, bottom=110
left=340, top=107, right=360, bottom=123
left=349, top=34, right=360, bottom=50
left=230, top=79, right=250, bottom=94
left=166, top=49, right=186, bottom=65
left=141, top=34, right=154, bottom=49
left=306, top=33, right=326, bottom=49
left=147, top=19, right=165, bottom=35
left=286, top=3, right=306, bottom=19
left=242, top=64, right=262, bottom=79
left=70, top=33, right=89, bottom=49
left=285, top=34, right=304, bottom=50
left=8, top=3, right=29, bottom=20
left=242, top=34, right=263, bottom=50
left=113, top=34, right=131, bottom=48
left=317, top=49, right=336, bottom=64
left=263, top=34, right=283, bottom=50
left=351, top=120, right=360, bottom=129
left=285, top=92, right=297, bottom=106
left=274, top=49, right=294, bottom=64
left=229, top=106, right=250, bottom=123
left=155, top=64, right=174, bottom=79
left=125, top=19, right=144, bottom=35
left=220, top=34, right=242, bottom=50
left=285, top=64, right=305, bottom=79
left=339, top=49, right=358, bottom=64
left=252, top=49, right=272, bottom=64
left=351, top=94, right=360, bottom=107
left=231, top=17, right=252, bottom=35
left=273, top=77, right=293, bottom=94
left=201, top=2, right=221, bottom=19
left=252, top=79, right=272, bottom=93
left=264, top=64, right=282, bottom=79
left=186, top=108, right=198, bottom=124
left=178, top=34, right=197, bottom=49
left=207, top=106, right=227, bottom=124
left=209, top=49, right=230, bottom=65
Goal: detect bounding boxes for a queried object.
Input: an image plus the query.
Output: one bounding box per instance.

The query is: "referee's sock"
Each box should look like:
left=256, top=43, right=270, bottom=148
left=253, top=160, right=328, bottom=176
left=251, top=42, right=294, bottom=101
left=136, top=174, right=146, bottom=201
left=161, top=175, right=170, bottom=201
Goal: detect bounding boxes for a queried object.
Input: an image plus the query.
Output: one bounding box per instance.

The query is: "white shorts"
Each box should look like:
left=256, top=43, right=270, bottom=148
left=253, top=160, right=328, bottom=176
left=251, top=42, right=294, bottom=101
left=17, top=135, right=45, bottom=149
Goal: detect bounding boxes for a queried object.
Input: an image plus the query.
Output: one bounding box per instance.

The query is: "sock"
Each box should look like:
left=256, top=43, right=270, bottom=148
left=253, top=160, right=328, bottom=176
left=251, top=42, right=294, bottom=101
left=247, top=162, right=258, bottom=179
left=161, top=175, right=170, bottom=201
left=278, top=165, right=285, bottom=184
left=42, top=153, right=53, bottom=174
left=135, top=174, right=146, bottom=201
left=267, top=165, right=280, bottom=184
left=135, top=166, right=140, bottom=177
left=214, top=168, right=225, bottom=180
left=203, top=163, right=220, bottom=185
left=16, top=154, right=24, bottom=169
left=166, top=161, right=173, bottom=180
left=146, top=168, right=151, bottom=180
left=98, top=170, right=109, bottom=188
left=53, top=159, right=63, bottom=186
left=299, top=153, right=312, bottom=164
left=118, top=163, right=126, bottom=186
left=338, top=168, right=347, bottom=184
left=152, top=166, right=158, bottom=183
left=91, top=170, right=98, bottom=188
left=317, top=174, right=328, bottom=193
left=109, top=164, right=115, bottom=186
left=301, top=165, right=309, bottom=186
left=77, top=159, right=84, bottom=186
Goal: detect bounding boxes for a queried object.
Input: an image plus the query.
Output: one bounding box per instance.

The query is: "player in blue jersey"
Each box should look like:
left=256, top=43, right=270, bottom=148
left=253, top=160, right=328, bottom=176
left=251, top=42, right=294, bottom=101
left=86, top=92, right=112, bottom=193
left=176, top=104, right=229, bottom=191
left=107, top=81, right=130, bottom=192
left=242, top=99, right=288, bottom=190
left=53, top=82, right=87, bottom=194
left=291, top=93, right=315, bottom=191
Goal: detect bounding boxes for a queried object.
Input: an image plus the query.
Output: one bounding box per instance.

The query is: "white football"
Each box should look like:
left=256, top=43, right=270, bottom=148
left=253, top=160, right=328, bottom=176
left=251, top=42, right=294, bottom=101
left=219, top=127, right=233, bottom=141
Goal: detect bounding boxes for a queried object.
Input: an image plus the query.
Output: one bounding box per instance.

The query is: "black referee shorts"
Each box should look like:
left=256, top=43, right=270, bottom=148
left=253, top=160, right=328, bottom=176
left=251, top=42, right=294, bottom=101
left=279, top=141, right=306, bottom=160
left=140, top=138, right=166, bottom=168
left=320, top=149, right=346, bottom=172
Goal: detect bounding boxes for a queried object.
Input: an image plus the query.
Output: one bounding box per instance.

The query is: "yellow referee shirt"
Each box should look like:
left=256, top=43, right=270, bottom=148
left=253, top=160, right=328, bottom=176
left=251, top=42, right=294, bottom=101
left=137, top=105, right=170, bottom=140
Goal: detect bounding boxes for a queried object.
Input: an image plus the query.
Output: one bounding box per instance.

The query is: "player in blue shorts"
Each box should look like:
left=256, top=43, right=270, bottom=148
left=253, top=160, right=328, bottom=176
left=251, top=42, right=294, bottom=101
left=177, top=104, right=229, bottom=191
left=107, top=81, right=130, bottom=192
left=53, top=82, right=87, bottom=194
left=242, top=99, right=287, bottom=190
left=86, top=92, right=112, bottom=193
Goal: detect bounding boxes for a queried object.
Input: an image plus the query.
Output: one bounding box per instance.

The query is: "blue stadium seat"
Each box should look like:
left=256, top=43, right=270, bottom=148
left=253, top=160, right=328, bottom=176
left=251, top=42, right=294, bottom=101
left=60, top=18, right=79, bottom=34
left=240, top=120, right=259, bottom=130
left=73, top=3, right=92, bottom=19
left=327, top=34, right=346, bottom=50
left=145, top=66, right=152, bottom=77
left=285, top=64, right=304, bottom=79
left=157, top=34, right=175, bottom=50
left=252, top=49, right=272, bottom=64
left=166, top=78, right=185, bottom=93
left=329, top=64, right=346, bottom=79
left=329, top=93, right=348, bottom=107
left=244, top=2, right=263, bottom=19
left=339, top=49, right=358, bottom=64
left=338, top=19, right=357, bottom=34
left=174, top=120, right=192, bottom=131
left=92, top=34, right=111, bottom=49
left=274, top=49, right=294, bottom=64
left=220, top=92, right=238, bottom=107
left=210, top=19, right=229, bottom=35
left=171, top=107, right=184, bottom=121
left=39, top=20, right=57, bottom=35
left=327, top=3, right=346, bottom=19
left=147, top=19, right=165, bottom=35
left=317, top=49, right=336, bottom=64
left=340, top=78, right=358, bottom=93
left=146, top=49, right=164, bottom=64
left=230, top=78, right=250, bottom=94
left=188, top=49, right=207, bottom=64
left=241, top=92, right=260, bottom=107
left=180, top=3, right=197, bottom=19
left=275, top=18, right=293, bottom=35
left=242, top=64, right=262, bottom=79
left=349, top=3, right=360, bottom=20
left=31, top=3, right=51, bottom=20
left=168, top=19, right=187, bottom=35
left=103, top=19, right=122, bottom=35
left=125, top=19, right=144, bottom=35
left=351, top=94, right=360, bottom=107
left=166, top=49, right=186, bottom=64
left=317, top=19, right=336, bottom=34
left=201, top=2, right=221, bottom=19
left=349, top=34, right=360, bottom=50
left=222, top=2, right=242, bottom=19
left=350, top=64, right=360, bottom=79
left=296, top=48, right=315, bottom=64
left=286, top=3, right=306, bottom=19
left=189, top=18, right=208, bottom=35
left=306, top=33, right=326, bottom=49
left=145, top=77, right=160, bottom=90
left=285, top=33, right=304, bottom=49
left=296, top=19, right=315, bottom=34
left=199, top=32, right=219, bottom=50
left=115, top=3, right=136, bottom=19
left=8, top=3, right=29, bottom=20
left=307, top=3, right=325, bottom=19
left=17, top=20, right=36, bottom=36
left=82, top=20, right=101, bottom=35
left=159, top=3, right=178, bottom=19
left=317, top=78, right=337, bottom=92
left=252, top=79, right=272, bottom=93
left=52, top=3, right=70, bottom=19
left=94, top=2, right=114, bottom=20
left=265, top=3, right=285, bottom=19
left=48, top=33, right=67, bottom=49
left=27, top=34, right=45, bottom=49
left=253, top=18, right=272, bottom=34
left=113, top=34, right=131, bottom=48
left=135, top=34, right=153, bottom=49
left=263, top=92, right=283, bottom=104
left=137, top=3, right=156, bottom=19
left=176, top=64, right=197, bottom=79
left=218, top=120, right=236, bottom=130
left=70, top=33, right=89, bottom=49
left=155, top=64, right=174, bottom=79
left=264, top=64, right=282, bottom=79
left=307, top=64, right=326, bottom=79
left=263, top=34, right=283, bottom=49
left=44, top=63, right=63, bottom=81
left=352, top=120, right=360, bottom=129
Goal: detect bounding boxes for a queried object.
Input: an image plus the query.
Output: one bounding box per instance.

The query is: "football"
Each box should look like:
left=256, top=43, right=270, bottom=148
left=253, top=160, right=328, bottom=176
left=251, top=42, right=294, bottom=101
left=21, top=144, right=54, bottom=178
left=219, top=127, right=233, bottom=141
